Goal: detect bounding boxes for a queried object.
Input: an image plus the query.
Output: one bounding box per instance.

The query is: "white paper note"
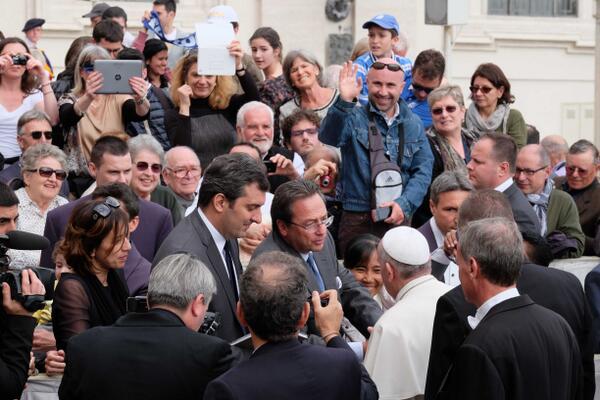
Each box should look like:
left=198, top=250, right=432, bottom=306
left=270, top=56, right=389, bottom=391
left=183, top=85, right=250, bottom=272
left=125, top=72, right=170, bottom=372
left=195, top=22, right=235, bottom=76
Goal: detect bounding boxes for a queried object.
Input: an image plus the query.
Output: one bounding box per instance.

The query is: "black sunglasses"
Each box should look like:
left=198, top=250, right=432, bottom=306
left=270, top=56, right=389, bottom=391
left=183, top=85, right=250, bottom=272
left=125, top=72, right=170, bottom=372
left=469, top=85, right=493, bottom=94
left=92, top=196, right=121, bottom=221
left=136, top=161, right=162, bottom=174
left=27, top=131, right=52, bottom=140
left=412, top=82, right=436, bottom=95
left=81, top=62, right=94, bottom=73
left=431, top=105, right=458, bottom=115
left=372, top=62, right=403, bottom=72
left=26, top=167, right=67, bottom=181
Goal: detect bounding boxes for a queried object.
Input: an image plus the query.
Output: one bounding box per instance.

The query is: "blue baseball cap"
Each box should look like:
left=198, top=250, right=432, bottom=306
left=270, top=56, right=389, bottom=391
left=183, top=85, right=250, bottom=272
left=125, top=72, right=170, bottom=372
left=362, top=14, right=400, bottom=34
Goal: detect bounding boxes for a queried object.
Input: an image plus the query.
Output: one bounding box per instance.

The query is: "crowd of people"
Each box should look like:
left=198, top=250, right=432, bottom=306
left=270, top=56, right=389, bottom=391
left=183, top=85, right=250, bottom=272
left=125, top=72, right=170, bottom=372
left=0, top=1, right=598, bottom=399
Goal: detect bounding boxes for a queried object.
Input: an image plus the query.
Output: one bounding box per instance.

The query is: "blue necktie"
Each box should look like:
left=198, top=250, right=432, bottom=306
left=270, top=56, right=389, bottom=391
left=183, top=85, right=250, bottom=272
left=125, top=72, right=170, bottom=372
left=307, top=253, right=325, bottom=292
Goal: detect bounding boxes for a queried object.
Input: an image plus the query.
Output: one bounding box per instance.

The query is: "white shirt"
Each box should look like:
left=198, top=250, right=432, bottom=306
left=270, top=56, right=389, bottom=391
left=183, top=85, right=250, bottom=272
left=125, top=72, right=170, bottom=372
left=494, top=177, right=514, bottom=193
left=365, top=275, right=451, bottom=399
left=429, top=219, right=460, bottom=287
left=197, top=208, right=238, bottom=287
left=0, top=91, right=43, bottom=159
left=467, top=287, right=520, bottom=329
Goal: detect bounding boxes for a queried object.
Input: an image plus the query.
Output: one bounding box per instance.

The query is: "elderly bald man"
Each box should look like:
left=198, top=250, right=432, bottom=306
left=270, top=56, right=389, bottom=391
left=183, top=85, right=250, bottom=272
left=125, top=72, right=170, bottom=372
left=320, top=58, right=433, bottom=254
left=541, top=134, right=569, bottom=179
left=515, top=144, right=584, bottom=258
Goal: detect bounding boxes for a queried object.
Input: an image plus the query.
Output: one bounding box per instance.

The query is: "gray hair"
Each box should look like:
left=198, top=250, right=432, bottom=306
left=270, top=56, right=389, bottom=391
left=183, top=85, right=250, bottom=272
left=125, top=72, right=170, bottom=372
left=430, top=171, right=473, bottom=204
left=17, top=109, right=51, bottom=136
left=458, top=217, right=523, bottom=286
left=283, top=49, right=324, bottom=91
left=21, top=144, right=67, bottom=174
left=322, top=64, right=342, bottom=90
left=540, top=135, right=568, bottom=160
left=128, top=134, right=165, bottom=165
left=148, top=253, right=217, bottom=309
left=394, top=30, right=409, bottom=55
left=236, top=101, right=274, bottom=129
left=72, top=44, right=110, bottom=96
left=569, top=139, right=600, bottom=164
left=240, top=251, right=308, bottom=342
left=428, top=85, right=465, bottom=108
left=164, top=146, right=200, bottom=170
left=377, top=242, right=430, bottom=279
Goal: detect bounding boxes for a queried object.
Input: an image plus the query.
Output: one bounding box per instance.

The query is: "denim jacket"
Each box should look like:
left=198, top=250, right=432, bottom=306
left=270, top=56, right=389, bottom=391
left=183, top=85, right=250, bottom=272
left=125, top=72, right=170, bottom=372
left=319, top=97, right=433, bottom=217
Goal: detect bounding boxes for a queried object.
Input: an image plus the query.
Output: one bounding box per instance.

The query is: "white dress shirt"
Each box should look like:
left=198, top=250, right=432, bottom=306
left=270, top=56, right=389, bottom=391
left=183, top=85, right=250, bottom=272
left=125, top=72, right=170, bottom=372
left=197, top=208, right=238, bottom=288
left=494, top=177, right=514, bottom=193
left=467, top=287, right=520, bottom=329
left=429, top=219, right=460, bottom=287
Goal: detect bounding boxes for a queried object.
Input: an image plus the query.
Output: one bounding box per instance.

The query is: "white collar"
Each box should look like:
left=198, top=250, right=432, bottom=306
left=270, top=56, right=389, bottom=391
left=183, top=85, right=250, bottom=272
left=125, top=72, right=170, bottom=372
left=197, top=208, right=227, bottom=253
left=395, top=275, right=435, bottom=302
left=468, top=287, right=520, bottom=329
left=494, top=177, right=514, bottom=193
left=429, top=218, right=445, bottom=248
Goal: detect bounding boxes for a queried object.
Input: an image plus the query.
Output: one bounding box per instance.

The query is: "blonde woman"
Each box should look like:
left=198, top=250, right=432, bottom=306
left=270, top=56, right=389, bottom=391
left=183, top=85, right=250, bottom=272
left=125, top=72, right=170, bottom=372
left=165, top=41, right=259, bottom=170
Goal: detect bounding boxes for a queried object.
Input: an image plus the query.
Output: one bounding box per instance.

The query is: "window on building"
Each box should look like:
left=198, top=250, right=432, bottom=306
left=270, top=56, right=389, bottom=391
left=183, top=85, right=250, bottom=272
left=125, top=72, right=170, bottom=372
left=489, top=0, right=577, bottom=16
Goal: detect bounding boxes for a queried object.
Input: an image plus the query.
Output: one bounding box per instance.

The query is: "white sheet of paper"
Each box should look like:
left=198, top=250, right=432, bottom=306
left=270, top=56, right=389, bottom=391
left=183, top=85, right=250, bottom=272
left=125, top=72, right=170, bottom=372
left=195, top=22, right=235, bottom=76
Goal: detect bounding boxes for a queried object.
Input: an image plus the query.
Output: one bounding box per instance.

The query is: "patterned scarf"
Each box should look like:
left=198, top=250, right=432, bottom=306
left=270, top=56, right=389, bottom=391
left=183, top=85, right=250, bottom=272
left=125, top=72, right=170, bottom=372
left=427, top=127, right=479, bottom=173
left=143, top=11, right=198, bottom=49
left=465, top=102, right=511, bottom=135
left=527, top=178, right=554, bottom=236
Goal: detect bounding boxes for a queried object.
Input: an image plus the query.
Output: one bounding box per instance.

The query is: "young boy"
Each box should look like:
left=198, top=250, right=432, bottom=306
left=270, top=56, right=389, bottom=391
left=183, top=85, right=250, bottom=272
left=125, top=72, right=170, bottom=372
left=354, top=14, right=412, bottom=105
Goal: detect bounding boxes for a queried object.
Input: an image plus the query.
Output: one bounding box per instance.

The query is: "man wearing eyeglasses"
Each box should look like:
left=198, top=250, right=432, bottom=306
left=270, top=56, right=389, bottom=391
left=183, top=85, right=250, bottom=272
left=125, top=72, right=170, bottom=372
left=0, top=110, right=69, bottom=197
left=162, top=146, right=202, bottom=210
left=252, top=180, right=382, bottom=343
left=515, top=144, right=584, bottom=258
left=554, top=139, right=600, bottom=256
left=401, top=49, right=445, bottom=130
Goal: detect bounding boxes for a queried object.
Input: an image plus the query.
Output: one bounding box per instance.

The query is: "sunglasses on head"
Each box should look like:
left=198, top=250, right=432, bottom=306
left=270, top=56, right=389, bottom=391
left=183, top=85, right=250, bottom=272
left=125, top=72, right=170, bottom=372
left=469, top=85, right=494, bottom=94
left=136, top=161, right=162, bottom=174
left=412, top=82, right=436, bottom=95
left=371, top=62, right=403, bottom=72
left=431, top=105, right=458, bottom=115
left=27, top=131, right=52, bottom=140
left=26, top=167, right=67, bottom=181
left=92, top=196, right=121, bottom=221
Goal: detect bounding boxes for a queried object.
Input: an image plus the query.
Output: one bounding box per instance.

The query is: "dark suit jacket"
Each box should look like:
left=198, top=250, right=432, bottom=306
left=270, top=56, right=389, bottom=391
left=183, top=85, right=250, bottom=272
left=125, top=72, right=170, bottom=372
left=556, top=177, right=600, bottom=255
left=40, top=196, right=173, bottom=268
left=503, top=182, right=541, bottom=235
left=124, top=244, right=150, bottom=296
left=418, top=218, right=438, bottom=253
left=58, top=309, right=234, bottom=400
left=203, top=336, right=377, bottom=400
left=437, top=295, right=582, bottom=400
left=152, top=211, right=245, bottom=342
left=584, top=263, right=600, bottom=352
left=252, top=230, right=382, bottom=338
left=425, top=263, right=594, bottom=400
left=0, top=314, right=36, bottom=400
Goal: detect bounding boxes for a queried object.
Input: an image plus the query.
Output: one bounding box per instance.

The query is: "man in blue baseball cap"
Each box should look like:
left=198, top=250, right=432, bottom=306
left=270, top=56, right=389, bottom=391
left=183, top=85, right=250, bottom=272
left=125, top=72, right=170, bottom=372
left=353, top=14, right=412, bottom=105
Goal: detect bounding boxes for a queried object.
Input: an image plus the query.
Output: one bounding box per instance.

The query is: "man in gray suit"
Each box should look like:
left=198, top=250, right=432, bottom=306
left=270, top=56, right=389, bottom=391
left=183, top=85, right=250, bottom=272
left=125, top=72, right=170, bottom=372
left=152, top=153, right=269, bottom=342
left=252, top=180, right=382, bottom=339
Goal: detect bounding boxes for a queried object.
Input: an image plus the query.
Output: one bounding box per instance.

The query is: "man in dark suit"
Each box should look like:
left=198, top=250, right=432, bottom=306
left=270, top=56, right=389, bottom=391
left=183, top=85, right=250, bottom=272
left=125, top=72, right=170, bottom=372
left=554, top=139, right=600, bottom=256
left=424, top=190, right=594, bottom=400
left=417, top=171, right=473, bottom=282
left=252, top=180, right=382, bottom=339
left=58, top=253, right=234, bottom=400
left=435, top=217, right=582, bottom=399
left=40, top=136, right=172, bottom=268
left=204, top=251, right=378, bottom=400
left=466, top=132, right=540, bottom=234
left=153, top=153, right=269, bottom=343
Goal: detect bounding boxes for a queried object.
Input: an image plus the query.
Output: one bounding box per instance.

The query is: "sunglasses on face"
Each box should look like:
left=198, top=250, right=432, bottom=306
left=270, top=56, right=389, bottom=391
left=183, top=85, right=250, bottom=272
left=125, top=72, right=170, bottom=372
left=92, top=196, right=121, bottom=221
left=412, top=82, right=436, bottom=94
left=431, top=105, right=458, bottom=115
left=469, top=85, right=494, bottom=94
left=81, top=62, right=94, bottom=73
left=136, top=161, right=162, bottom=174
left=26, top=131, right=52, bottom=140
left=371, top=62, right=403, bottom=72
left=26, top=167, right=67, bottom=181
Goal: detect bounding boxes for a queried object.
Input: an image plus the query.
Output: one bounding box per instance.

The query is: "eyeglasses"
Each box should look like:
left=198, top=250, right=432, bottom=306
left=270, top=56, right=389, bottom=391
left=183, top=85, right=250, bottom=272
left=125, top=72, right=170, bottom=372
left=371, top=62, right=403, bottom=72
left=92, top=196, right=121, bottom=221
left=25, top=131, right=52, bottom=140
left=412, top=82, right=436, bottom=95
left=290, top=128, right=318, bottom=138
left=431, top=105, right=458, bottom=115
left=566, top=166, right=591, bottom=175
left=469, top=85, right=494, bottom=94
left=166, top=166, right=201, bottom=179
left=26, top=167, right=67, bottom=181
left=288, top=215, right=334, bottom=233
left=136, top=161, right=162, bottom=174
left=515, top=166, right=547, bottom=177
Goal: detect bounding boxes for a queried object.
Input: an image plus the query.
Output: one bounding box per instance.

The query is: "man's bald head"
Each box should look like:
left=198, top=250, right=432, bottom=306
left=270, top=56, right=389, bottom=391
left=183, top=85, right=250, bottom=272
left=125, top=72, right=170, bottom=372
left=367, top=58, right=405, bottom=116
left=541, top=135, right=569, bottom=167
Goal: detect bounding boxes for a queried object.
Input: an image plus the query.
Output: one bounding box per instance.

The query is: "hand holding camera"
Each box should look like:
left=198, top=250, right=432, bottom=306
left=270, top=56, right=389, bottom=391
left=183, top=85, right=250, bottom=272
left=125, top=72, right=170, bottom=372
left=311, top=289, right=343, bottom=343
left=2, top=269, right=45, bottom=317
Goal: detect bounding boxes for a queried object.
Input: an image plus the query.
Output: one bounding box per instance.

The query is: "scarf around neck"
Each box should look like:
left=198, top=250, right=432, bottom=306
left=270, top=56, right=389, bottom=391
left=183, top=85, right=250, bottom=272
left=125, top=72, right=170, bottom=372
left=527, top=178, right=554, bottom=236
left=465, top=102, right=511, bottom=135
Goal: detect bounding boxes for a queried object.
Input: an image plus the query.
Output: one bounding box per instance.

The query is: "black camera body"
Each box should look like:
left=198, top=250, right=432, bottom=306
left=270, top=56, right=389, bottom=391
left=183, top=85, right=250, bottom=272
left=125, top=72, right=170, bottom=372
left=11, top=55, right=28, bottom=66
left=0, top=269, right=45, bottom=312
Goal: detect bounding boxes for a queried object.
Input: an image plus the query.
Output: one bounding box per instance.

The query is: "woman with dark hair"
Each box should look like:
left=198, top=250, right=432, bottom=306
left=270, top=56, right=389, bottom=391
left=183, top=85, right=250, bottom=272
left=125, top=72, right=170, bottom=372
left=165, top=40, right=259, bottom=169
left=52, top=197, right=131, bottom=351
left=249, top=27, right=294, bottom=139
left=143, top=38, right=170, bottom=90
left=344, top=234, right=384, bottom=307
left=0, top=37, right=58, bottom=164
left=465, top=62, right=527, bottom=148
